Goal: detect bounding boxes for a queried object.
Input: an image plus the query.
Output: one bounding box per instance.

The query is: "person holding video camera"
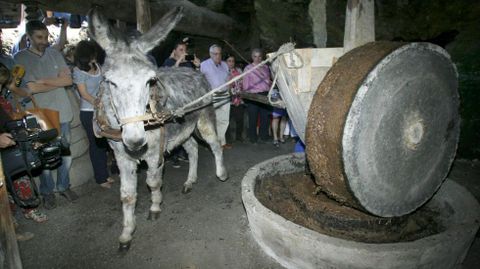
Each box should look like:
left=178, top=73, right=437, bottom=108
left=162, top=39, right=200, bottom=168
left=14, top=20, right=78, bottom=210
left=162, top=39, right=200, bottom=69
left=0, top=65, right=16, bottom=149
left=1, top=63, right=48, bottom=228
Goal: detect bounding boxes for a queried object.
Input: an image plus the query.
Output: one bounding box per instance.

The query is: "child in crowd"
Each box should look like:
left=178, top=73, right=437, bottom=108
left=225, top=54, right=245, bottom=142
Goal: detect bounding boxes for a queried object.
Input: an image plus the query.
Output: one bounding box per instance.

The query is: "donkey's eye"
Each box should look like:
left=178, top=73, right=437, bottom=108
left=146, top=78, right=158, bottom=87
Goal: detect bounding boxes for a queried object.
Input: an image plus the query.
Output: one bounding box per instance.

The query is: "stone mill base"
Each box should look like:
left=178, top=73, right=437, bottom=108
left=241, top=153, right=480, bottom=269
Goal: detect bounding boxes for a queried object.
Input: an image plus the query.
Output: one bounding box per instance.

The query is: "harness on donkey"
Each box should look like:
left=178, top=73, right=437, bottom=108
left=92, top=42, right=299, bottom=148
left=94, top=77, right=172, bottom=140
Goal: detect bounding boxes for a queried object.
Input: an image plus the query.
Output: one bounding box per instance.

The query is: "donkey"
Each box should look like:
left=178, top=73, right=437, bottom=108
left=88, top=7, right=228, bottom=250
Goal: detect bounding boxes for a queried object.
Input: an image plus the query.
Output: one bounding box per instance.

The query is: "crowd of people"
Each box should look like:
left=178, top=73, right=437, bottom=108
left=0, top=17, right=297, bottom=240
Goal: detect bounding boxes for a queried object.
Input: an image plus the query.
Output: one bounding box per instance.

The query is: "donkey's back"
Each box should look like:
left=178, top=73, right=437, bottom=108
left=157, top=66, right=212, bottom=110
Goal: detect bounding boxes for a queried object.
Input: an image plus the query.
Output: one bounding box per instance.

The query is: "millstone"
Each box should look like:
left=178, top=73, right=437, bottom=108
left=305, top=41, right=459, bottom=217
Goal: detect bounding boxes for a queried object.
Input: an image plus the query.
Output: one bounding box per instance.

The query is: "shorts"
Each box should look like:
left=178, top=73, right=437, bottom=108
left=272, top=108, right=286, bottom=118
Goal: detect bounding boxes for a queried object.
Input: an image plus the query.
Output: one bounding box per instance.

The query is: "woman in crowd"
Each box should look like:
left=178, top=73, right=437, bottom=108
left=271, top=106, right=288, bottom=147
left=73, top=40, right=113, bottom=188
left=242, top=48, right=272, bottom=144
left=225, top=54, right=245, bottom=143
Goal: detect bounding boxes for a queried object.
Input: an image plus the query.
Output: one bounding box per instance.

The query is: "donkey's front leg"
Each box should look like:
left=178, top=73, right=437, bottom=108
left=145, top=149, right=164, bottom=220
left=181, top=137, right=198, bottom=193
left=116, top=154, right=139, bottom=251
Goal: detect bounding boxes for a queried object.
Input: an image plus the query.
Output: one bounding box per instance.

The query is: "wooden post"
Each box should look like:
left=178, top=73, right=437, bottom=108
left=343, top=0, right=375, bottom=53
left=116, top=19, right=127, bottom=31
left=136, top=0, right=152, bottom=33
left=0, top=160, right=23, bottom=269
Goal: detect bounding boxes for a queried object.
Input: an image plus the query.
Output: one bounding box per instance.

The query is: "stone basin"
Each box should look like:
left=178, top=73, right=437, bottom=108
left=241, top=153, right=480, bottom=269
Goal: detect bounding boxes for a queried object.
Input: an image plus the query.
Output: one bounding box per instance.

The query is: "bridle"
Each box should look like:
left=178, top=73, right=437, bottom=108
left=111, top=77, right=173, bottom=126
left=94, top=77, right=173, bottom=141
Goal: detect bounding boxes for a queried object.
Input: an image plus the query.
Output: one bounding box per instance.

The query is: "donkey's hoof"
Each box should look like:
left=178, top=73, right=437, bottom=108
left=147, top=210, right=161, bottom=220
left=118, top=241, right=131, bottom=252
left=217, top=174, right=229, bottom=182
left=182, top=185, right=192, bottom=194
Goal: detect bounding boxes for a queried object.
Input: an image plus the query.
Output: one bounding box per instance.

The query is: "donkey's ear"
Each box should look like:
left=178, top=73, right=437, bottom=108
left=88, top=7, right=126, bottom=53
left=133, top=7, right=184, bottom=54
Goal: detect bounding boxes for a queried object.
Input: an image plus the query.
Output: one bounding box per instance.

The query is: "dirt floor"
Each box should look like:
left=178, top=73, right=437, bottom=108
left=13, top=140, right=480, bottom=269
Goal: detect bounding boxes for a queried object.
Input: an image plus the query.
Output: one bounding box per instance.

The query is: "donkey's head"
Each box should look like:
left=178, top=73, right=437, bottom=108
left=88, top=7, right=183, bottom=151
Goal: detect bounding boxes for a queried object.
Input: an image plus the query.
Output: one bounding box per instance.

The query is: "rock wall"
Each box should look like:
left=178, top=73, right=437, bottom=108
left=202, top=0, right=480, bottom=158
left=252, top=0, right=314, bottom=50
left=308, top=0, right=327, bottom=48
left=4, top=0, right=477, bottom=158
left=66, top=89, right=93, bottom=187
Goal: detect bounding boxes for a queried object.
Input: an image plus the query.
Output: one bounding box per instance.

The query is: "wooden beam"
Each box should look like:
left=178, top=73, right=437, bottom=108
left=343, top=0, right=375, bottom=52
left=136, top=0, right=151, bottom=33
left=1, top=0, right=241, bottom=39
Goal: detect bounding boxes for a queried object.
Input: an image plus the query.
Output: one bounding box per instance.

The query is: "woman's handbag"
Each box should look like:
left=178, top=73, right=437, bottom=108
left=12, top=95, right=61, bottom=135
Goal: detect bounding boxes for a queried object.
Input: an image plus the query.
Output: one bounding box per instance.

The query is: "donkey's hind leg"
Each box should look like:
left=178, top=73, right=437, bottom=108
left=197, top=111, right=228, bottom=181
left=181, top=136, right=198, bottom=193
left=144, top=145, right=164, bottom=220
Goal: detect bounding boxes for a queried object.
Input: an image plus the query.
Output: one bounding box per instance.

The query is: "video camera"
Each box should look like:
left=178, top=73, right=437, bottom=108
left=1, top=115, right=62, bottom=179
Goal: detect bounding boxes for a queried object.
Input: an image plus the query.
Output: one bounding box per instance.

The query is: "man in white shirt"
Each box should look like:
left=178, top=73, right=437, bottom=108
left=200, top=44, right=231, bottom=149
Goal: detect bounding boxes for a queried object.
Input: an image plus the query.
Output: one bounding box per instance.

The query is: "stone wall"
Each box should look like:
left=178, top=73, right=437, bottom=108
left=66, top=89, right=94, bottom=187
left=253, top=0, right=314, bottom=50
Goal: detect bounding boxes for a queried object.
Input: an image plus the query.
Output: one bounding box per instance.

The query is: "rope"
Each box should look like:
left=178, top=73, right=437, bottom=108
left=173, top=42, right=296, bottom=117
left=98, top=42, right=298, bottom=131
left=267, top=71, right=286, bottom=108
left=286, top=50, right=304, bottom=69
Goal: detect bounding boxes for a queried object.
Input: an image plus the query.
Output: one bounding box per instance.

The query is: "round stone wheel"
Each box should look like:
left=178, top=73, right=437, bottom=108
left=305, top=42, right=460, bottom=217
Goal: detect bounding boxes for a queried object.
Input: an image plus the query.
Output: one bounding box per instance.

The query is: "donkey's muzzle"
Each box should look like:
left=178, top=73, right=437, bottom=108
left=124, top=138, right=146, bottom=151
left=122, top=123, right=147, bottom=151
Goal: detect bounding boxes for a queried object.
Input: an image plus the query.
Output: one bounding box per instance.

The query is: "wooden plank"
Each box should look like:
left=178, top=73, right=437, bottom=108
left=279, top=47, right=344, bottom=93
left=238, top=92, right=284, bottom=109
left=0, top=159, right=22, bottom=269
left=1, top=0, right=241, bottom=39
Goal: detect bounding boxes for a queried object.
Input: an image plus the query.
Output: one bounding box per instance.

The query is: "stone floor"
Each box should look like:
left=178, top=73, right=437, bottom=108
left=14, top=140, right=480, bottom=269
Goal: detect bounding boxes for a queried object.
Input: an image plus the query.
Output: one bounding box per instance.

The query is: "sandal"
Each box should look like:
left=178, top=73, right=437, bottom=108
left=107, top=177, right=115, bottom=183
left=24, top=209, right=48, bottom=223
left=100, top=182, right=112, bottom=189
left=273, top=140, right=280, bottom=147
left=16, top=231, right=34, bottom=242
